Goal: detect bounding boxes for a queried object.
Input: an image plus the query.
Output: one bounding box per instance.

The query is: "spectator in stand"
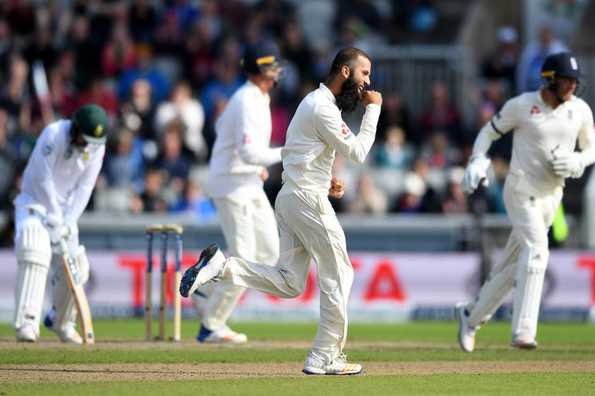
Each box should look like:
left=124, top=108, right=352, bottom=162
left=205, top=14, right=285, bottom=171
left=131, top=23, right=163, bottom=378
left=419, top=131, right=460, bottom=170
left=348, top=173, right=388, bottom=215
left=481, top=26, right=520, bottom=93
left=0, top=108, right=18, bottom=208
left=516, top=24, right=566, bottom=93
left=140, top=167, right=168, bottom=213
left=77, top=77, right=119, bottom=119
left=170, top=179, right=217, bottom=221
left=282, top=21, right=315, bottom=83
left=153, top=120, right=192, bottom=208
left=374, top=126, right=414, bottom=171
left=104, top=128, right=145, bottom=194
left=183, top=18, right=217, bottom=91
left=120, top=78, right=157, bottom=144
left=128, top=0, right=158, bottom=44
left=377, top=91, right=413, bottom=144
left=201, top=56, right=243, bottom=119
left=117, top=44, right=171, bottom=104
left=66, top=14, right=101, bottom=87
left=48, top=68, right=77, bottom=119
left=393, top=172, right=427, bottom=213
left=0, top=55, right=32, bottom=139
left=23, top=26, right=57, bottom=71
left=154, top=80, right=206, bottom=162
left=441, top=167, right=467, bottom=214
left=101, top=22, right=138, bottom=78
left=0, top=19, right=15, bottom=78
left=153, top=7, right=185, bottom=57
left=420, top=80, right=463, bottom=146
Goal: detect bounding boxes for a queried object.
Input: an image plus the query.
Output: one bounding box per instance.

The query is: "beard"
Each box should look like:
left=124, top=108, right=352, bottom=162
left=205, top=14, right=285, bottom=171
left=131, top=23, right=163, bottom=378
left=335, top=76, right=361, bottom=113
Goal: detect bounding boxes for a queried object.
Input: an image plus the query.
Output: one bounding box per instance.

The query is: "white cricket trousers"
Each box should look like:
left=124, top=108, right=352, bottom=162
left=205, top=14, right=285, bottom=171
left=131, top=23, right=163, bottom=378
left=203, top=190, right=279, bottom=330
left=467, top=171, right=562, bottom=340
left=222, top=184, right=354, bottom=364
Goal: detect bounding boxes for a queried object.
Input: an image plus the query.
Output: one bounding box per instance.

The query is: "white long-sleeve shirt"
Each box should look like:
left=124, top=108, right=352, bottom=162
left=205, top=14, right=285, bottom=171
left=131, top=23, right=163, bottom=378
left=14, top=120, right=105, bottom=226
left=207, top=80, right=282, bottom=198
left=475, top=91, right=595, bottom=193
left=281, top=83, right=381, bottom=194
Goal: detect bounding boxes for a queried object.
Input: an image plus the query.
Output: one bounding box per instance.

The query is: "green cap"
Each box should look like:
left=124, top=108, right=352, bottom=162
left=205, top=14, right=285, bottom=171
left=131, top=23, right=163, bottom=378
left=72, top=104, right=108, bottom=144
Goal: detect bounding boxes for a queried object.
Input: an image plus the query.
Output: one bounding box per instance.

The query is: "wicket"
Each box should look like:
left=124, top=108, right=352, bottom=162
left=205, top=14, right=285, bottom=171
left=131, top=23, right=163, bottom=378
left=145, top=224, right=183, bottom=341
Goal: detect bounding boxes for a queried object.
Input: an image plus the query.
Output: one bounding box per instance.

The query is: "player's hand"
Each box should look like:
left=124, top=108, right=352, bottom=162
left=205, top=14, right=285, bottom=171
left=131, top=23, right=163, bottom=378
left=260, top=168, right=269, bottom=181
left=551, top=152, right=584, bottom=178
left=461, top=155, right=491, bottom=195
left=362, top=90, right=382, bottom=107
left=329, top=177, right=345, bottom=199
left=48, top=224, right=71, bottom=245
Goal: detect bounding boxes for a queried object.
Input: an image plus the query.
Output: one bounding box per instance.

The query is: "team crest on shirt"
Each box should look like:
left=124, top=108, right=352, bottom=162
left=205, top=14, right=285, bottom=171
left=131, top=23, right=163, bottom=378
left=243, top=134, right=252, bottom=145
left=64, top=147, right=74, bottom=159
left=340, top=123, right=352, bottom=139
left=530, top=105, right=541, bottom=115
left=42, top=143, right=54, bottom=156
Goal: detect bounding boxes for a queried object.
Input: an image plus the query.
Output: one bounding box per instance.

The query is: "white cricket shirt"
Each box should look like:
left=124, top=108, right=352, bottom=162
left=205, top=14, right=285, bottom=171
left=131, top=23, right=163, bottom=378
left=14, top=120, right=105, bottom=225
left=488, top=91, right=594, bottom=193
left=281, top=83, right=381, bottom=194
left=207, top=80, right=282, bottom=198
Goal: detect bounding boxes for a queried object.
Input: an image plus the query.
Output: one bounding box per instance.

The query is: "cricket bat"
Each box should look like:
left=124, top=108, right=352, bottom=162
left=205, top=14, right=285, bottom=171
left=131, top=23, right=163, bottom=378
left=59, top=239, right=95, bottom=344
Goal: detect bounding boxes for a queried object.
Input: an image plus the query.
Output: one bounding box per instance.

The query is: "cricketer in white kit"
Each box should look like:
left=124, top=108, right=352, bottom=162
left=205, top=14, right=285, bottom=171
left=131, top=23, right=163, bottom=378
left=13, top=104, right=108, bottom=344
left=191, top=42, right=283, bottom=344
left=456, top=52, right=595, bottom=351
left=181, top=47, right=382, bottom=375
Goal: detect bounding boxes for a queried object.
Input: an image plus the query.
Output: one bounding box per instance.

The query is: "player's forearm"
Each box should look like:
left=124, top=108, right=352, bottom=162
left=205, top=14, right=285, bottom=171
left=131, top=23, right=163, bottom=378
left=239, top=145, right=282, bottom=166
left=349, top=104, right=381, bottom=163
left=471, top=123, right=500, bottom=158
left=579, top=146, right=595, bottom=168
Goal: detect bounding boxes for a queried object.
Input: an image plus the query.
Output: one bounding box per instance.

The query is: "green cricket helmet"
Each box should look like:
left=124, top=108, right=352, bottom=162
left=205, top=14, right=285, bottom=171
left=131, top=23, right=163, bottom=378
left=72, top=104, right=108, bottom=145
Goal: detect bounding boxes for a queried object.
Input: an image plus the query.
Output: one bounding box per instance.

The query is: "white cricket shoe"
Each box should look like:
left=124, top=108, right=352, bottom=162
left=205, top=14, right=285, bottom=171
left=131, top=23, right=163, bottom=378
left=16, top=324, right=37, bottom=342
left=455, top=302, right=476, bottom=353
left=53, top=326, right=83, bottom=344
left=179, top=244, right=226, bottom=297
left=511, top=336, right=538, bottom=350
left=197, top=324, right=247, bottom=344
left=303, top=353, right=363, bottom=375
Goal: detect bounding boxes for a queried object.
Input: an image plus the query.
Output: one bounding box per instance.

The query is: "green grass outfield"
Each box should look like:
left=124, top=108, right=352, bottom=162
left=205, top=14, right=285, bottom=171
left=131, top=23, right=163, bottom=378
left=1, top=320, right=594, bottom=395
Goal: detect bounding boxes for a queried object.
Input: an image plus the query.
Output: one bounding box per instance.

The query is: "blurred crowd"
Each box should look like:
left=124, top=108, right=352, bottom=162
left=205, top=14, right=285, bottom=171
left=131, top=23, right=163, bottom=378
left=0, top=0, right=573, bottom=223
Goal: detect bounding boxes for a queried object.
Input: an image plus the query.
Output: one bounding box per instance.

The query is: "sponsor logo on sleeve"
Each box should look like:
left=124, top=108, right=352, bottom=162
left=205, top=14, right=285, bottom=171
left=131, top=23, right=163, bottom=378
left=42, top=143, right=54, bottom=156
left=530, top=105, right=541, bottom=115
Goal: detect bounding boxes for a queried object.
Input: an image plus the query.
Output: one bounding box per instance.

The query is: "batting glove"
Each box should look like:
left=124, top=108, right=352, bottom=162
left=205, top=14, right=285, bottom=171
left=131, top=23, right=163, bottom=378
left=461, top=155, right=491, bottom=194
left=48, top=223, right=72, bottom=245
left=551, top=152, right=585, bottom=178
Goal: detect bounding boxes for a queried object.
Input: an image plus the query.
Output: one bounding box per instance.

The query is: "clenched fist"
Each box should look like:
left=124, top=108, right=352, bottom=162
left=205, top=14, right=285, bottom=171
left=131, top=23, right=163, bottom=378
left=362, top=90, right=382, bottom=106
left=329, top=177, right=345, bottom=199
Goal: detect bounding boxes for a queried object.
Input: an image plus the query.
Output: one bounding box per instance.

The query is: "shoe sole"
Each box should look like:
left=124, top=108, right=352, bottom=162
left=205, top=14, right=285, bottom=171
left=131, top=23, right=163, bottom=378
left=179, top=244, right=218, bottom=297
left=302, top=368, right=363, bottom=376
left=511, top=342, right=538, bottom=350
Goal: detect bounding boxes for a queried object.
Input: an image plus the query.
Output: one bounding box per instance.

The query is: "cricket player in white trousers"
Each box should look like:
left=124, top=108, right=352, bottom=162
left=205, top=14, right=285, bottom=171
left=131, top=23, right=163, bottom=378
left=181, top=47, right=382, bottom=375
left=191, top=42, right=283, bottom=343
left=13, top=104, right=108, bottom=343
left=456, top=52, right=595, bottom=351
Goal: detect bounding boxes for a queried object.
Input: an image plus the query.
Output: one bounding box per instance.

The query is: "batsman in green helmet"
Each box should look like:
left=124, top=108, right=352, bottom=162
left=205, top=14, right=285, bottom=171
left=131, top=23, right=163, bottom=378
left=12, top=103, right=108, bottom=344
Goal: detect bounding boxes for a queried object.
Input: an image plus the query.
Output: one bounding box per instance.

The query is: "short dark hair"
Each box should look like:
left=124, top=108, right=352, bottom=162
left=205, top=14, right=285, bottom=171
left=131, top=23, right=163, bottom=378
left=328, top=47, right=371, bottom=78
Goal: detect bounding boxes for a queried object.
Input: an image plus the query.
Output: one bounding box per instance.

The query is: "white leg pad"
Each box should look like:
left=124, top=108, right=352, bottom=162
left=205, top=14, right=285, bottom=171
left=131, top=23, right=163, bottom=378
left=512, top=244, right=548, bottom=340
left=14, top=216, right=52, bottom=333
left=50, top=245, right=89, bottom=332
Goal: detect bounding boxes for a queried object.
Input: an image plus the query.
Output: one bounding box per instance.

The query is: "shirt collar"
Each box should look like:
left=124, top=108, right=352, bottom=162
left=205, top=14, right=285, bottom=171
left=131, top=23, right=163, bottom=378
left=319, top=83, right=336, bottom=105
left=246, top=80, right=270, bottom=103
